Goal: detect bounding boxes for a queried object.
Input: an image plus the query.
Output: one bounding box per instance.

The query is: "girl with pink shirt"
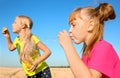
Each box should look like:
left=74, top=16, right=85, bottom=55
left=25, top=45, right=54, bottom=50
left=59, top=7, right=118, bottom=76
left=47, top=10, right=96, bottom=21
left=58, top=3, right=120, bottom=78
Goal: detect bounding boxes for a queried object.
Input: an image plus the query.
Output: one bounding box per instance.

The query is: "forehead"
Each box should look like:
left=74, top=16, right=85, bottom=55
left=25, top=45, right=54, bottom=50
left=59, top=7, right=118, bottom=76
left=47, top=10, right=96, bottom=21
left=69, top=14, right=87, bottom=26
left=69, top=9, right=89, bottom=23
left=69, top=13, right=82, bottom=23
left=15, top=17, right=20, bottom=21
left=14, top=17, right=22, bottom=24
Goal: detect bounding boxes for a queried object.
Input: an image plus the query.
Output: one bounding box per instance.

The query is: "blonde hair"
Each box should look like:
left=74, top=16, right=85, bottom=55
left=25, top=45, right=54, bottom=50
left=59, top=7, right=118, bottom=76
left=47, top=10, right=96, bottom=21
left=69, top=3, right=116, bottom=56
left=17, top=16, right=36, bottom=66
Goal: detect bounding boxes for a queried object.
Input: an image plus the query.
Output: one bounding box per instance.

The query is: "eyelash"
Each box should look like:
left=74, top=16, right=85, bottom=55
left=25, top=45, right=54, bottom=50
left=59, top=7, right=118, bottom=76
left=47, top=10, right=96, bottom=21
left=70, top=22, right=76, bottom=28
left=72, top=24, right=75, bottom=27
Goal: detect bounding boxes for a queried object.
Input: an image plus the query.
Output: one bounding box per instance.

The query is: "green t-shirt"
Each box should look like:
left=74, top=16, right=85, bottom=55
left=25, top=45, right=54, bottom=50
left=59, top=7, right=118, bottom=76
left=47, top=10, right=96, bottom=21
left=13, top=34, right=48, bottom=76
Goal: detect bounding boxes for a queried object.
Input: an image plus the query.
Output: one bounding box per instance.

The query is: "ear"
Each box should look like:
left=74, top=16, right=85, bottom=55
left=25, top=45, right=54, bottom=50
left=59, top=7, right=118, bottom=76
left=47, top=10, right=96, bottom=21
left=88, top=21, right=94, bottom=32
left=21, top=24, right=26, bottom=29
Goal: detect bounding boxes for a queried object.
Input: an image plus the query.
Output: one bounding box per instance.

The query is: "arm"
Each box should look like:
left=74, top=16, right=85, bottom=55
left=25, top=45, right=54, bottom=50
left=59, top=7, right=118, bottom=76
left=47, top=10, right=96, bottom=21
left=2, top=27, right=15, bottom=51
left=63, top=44, right=102, bottom=78
left=29, top=41, right=51, bottom=72
left=34, top=41, right=51, bottom=65
left=58, top=30, right=102, bottom=78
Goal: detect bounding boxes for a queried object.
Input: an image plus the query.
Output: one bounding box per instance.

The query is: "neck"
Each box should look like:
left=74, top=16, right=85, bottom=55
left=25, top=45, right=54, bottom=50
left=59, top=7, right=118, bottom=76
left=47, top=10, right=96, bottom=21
left=19, top=28, right=31, bottom=41
left=19, top=29, right=26, bottom=41
left=85, top=33, right=92, bottom=46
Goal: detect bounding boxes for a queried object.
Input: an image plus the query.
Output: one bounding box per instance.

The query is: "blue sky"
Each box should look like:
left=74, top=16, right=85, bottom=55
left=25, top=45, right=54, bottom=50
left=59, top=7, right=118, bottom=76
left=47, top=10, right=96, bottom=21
left=0, top=0, right=120, bottom=67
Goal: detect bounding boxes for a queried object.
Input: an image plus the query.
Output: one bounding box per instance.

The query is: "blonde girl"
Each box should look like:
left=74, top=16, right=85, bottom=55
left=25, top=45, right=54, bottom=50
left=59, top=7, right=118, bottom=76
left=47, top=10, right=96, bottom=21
left=58, top=3, right=120, bottom=78
left=2, top=15, right=52, bottom=78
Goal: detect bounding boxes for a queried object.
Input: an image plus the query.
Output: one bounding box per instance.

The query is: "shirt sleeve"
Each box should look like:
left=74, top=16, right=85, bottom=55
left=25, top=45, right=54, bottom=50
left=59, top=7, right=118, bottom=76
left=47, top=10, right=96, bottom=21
left=13, top=37, right=19, bottom=48
left=32, top=35, right=40, bottom=44
left=88, top=42, right=117, bottom=77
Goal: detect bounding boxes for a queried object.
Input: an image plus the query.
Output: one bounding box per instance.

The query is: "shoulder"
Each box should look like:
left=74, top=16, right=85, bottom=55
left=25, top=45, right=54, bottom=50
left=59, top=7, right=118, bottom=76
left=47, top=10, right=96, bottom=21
left=88, top=40, right=118, bottom=77
left=14, top=36, right=20, bottom=42
left=31, top=34, right=40, bottom=44
left=96, top=40, right=112, bottom=47
left=32, top=34, right=39, bottom=38
left=93, top=40, right=113, bottom=51
left=91, top=40, right=115, bottom=56
left=13, top=36, right=20, bottom=47
left=32, top=34, right=40, bottom=40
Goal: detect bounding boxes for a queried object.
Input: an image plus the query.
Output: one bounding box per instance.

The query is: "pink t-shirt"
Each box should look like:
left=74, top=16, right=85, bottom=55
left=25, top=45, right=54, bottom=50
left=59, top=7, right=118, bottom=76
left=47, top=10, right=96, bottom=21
left=82, top=40, right=120, bottom=78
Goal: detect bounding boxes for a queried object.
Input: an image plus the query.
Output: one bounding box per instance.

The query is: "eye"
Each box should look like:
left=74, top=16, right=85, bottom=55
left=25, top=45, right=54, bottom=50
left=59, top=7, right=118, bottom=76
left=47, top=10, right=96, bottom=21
left=71, top=23, right=76, bottom=27
left=70, top=22, right=76, bottom=28
left=14, top=21, right=16, bottom=24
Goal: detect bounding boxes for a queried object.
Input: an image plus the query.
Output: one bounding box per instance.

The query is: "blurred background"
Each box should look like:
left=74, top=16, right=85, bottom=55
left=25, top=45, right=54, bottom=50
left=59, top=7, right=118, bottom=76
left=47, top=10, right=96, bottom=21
left=0, top=0, right=120, bottom=67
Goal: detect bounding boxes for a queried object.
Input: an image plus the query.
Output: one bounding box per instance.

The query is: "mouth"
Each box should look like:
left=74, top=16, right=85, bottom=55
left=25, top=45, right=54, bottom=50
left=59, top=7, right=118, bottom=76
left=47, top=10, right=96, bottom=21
left=69, top=34, right=73, bottom=39
left=70, top=36, right=73, bottom=40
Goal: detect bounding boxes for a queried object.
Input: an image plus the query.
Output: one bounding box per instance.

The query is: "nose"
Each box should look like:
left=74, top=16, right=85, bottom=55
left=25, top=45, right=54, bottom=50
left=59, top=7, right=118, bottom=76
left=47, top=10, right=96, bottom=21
left=12, top=23, right=14, bottom=28
left=69, top=28, right=73, bottom=37
left=12, top=24, right=13, bottom=27
left=69, top=27, right=73, bottom=37
left=69, top=27, right=72, bottom=33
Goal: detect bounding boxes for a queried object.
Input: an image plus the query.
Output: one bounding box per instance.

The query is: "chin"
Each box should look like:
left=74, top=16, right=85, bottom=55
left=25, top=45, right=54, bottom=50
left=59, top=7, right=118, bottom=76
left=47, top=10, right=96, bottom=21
left=73, top=40, right=80, bottom=44
left=12, top=30, right=17, bottom=33
left=12, top=30, right=16, bottom=33
left=75, top=42, right=80, bottom=44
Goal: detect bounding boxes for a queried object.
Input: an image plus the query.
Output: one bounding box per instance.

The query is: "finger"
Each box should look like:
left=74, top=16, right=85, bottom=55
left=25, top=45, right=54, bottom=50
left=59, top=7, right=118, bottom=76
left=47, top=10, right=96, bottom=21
left=62, top=30, right=69, bottom=35
left=58, top=32, right=63, bottom=38
left=28, top=66, right=33, bottom=71
left=28, top=68, right=33, bottom=72
left=28, top=65, right=36, bottom=72
left=2, top=27, right=7, bottom=31
left=59, top=31, right=64, bottom=35
left=29, top=68, right=34, bottom=72
left=2, top=30, right=9, bottom=35
left=31, top=67, right=35, bottom=72
left=63, top=30, right=67, bottom=33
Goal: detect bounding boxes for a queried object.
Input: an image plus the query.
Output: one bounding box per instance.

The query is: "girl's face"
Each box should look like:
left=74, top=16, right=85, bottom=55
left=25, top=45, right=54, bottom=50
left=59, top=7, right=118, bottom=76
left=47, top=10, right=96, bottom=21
left=12, top=17, right=22, bottom=33
left=69, top=16, right=90, bottom=44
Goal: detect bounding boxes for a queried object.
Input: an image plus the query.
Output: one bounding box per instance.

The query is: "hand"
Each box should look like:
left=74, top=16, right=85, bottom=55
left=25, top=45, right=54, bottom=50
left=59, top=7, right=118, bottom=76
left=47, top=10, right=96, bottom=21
left=28, top=62, right=38, bottom=72
left=2, top=27, right=10, bottom=38
left=58, top=30, right=73, bottom=49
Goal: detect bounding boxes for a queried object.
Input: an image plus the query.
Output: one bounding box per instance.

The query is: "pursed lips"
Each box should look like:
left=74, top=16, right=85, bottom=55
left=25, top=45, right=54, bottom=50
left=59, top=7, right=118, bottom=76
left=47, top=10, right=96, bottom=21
left=69, top=34, right=73, bottom=40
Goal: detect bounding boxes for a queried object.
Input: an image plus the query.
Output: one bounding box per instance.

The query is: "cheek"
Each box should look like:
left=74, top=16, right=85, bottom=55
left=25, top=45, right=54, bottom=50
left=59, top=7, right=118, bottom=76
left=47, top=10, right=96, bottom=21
left=12, top=26, right=17, bottom=31
left=12, top=25, right=19, bottom=32
left=72, top=29, right=81, bottom=41
left=73, top=27, right=81, bottom=37
left=73, top=28, right=85, bottom=43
